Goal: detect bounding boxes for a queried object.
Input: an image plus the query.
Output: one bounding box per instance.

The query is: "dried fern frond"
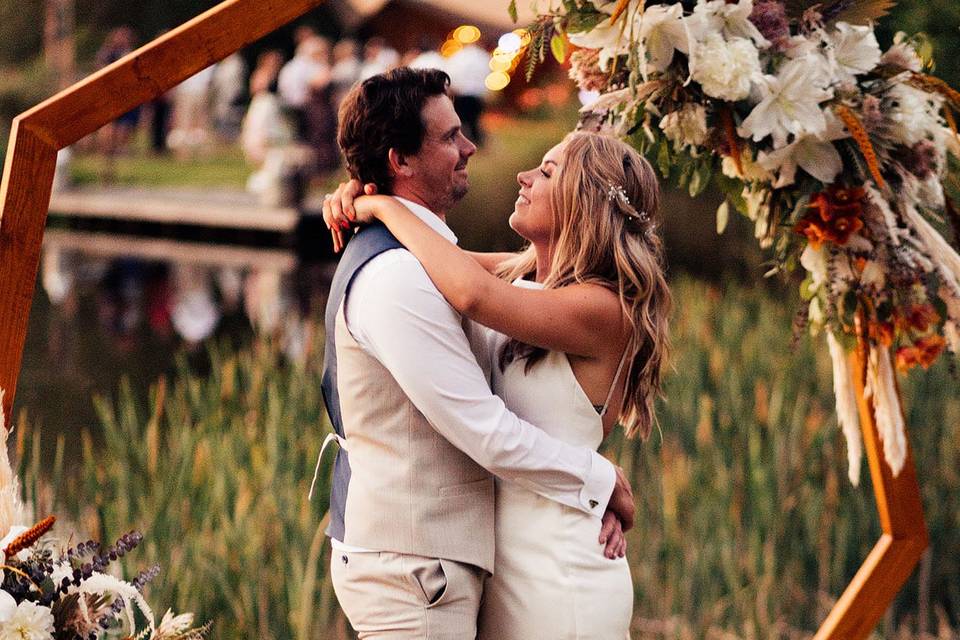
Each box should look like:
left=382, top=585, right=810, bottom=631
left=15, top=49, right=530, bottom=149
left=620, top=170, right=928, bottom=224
left=835, top=104, right=886, bottom=189
left=3, top=515, right=55, bottom=557
left=907, top=72, right=960, bottom=109
left=786, top=0, right=897, bottom=24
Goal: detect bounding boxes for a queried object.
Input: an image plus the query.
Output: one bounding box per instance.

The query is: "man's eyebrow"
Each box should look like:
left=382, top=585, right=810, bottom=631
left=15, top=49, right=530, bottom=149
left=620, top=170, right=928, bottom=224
left=441, top=125, right=460, bottom=138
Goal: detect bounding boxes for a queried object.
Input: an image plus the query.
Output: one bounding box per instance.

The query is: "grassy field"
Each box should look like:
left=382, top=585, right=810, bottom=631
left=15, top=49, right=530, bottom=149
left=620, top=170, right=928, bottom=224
left=15, top=275, right=959, bottom=639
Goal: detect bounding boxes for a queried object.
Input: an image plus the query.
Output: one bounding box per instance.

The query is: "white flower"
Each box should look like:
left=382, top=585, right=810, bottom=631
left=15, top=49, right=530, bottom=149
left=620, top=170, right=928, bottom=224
left=861, top=260, right=886, bottom=289
left=0, top=600, right=55, bottom=640
left=823, top=22, right=882, bottom=85
left=801, top=244, right=828, bottom=289
left=721, top=148, right=773, bottom=182
left=881, top=38, right=923, bottom=72
left=691, top=33, right=761, bottom=101
left=886, top=84, right=945, bottom=146
left=686, top=0, right=770, bottom=48
left=0, top=590, right=16, bottom=623
left=639, top=3, right=690, bottom=72
left=739, top=55, right=834, bottom=148
left=809, top=296, right=825, bottom=326
left=567, top=17, right=632, bottom=70
left=660, top=104, right=708, bottom=149
left=757, top=111, right=849, bottom=187
left=0, top=526, right=30, bottom=578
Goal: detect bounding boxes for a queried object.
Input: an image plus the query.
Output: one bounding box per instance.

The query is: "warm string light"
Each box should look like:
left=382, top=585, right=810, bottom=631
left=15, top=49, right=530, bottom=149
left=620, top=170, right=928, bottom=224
left=484, top=28, right=529, bottom=92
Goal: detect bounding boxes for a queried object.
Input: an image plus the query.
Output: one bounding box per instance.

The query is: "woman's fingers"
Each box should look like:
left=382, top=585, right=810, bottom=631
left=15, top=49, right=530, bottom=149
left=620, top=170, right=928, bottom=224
left=599, top=510, right=618, bottom=545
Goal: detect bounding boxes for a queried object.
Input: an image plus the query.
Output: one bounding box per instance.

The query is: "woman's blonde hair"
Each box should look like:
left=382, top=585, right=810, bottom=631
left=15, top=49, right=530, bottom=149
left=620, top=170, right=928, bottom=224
left=497, top=131, right=671, bottom=440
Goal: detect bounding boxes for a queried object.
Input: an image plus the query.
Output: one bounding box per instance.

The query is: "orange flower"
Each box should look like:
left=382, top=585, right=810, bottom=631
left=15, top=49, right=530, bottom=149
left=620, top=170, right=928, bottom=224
left=899, top=304, right=940, bottom=333
left=895, top=335, right=947, bottom=372
left=796, top=186, right=867, bottom=248
left=868, top=320, right=895, bottom=347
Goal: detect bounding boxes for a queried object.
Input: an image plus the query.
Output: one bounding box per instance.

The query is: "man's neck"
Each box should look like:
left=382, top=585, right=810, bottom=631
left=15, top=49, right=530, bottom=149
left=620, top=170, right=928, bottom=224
left=391, top=186, right=446, bottom=220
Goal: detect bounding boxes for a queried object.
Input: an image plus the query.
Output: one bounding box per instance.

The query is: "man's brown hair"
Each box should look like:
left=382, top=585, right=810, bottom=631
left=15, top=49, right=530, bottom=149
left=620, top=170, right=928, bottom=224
left=337, top=67, right=451, bottom=193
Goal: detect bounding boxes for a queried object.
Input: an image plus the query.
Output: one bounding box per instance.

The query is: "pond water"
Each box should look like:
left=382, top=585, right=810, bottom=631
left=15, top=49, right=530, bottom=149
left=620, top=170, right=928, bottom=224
left=17, top=225, right=336, bottom=452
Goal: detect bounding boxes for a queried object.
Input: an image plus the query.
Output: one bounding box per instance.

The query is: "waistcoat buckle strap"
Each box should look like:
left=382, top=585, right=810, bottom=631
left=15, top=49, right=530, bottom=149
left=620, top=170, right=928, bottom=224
left=308, top=432, right=348, bottom=502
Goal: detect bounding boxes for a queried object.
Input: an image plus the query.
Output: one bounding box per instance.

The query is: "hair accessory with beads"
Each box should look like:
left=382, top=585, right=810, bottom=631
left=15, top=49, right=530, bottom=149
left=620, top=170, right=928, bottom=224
left=607, top=183, right=650, bottom=224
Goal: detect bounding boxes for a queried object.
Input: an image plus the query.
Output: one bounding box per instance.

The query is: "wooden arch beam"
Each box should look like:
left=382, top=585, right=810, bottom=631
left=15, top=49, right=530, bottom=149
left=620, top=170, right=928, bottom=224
left=0, top=0, right=327, bottom=420
left=813, top=345, right=929, bottom=639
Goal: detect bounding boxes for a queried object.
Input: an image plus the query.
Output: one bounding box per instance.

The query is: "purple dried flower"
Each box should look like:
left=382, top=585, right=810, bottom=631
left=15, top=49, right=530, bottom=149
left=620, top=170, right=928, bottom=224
left=904, top=140, right=938, bottom=178
left=750, top=1, right=791, bottom=50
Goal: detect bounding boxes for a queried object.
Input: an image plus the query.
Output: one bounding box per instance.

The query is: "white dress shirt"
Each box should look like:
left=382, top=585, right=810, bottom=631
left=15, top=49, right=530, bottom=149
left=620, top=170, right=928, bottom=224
left=338, top=198, right=615, bottom=523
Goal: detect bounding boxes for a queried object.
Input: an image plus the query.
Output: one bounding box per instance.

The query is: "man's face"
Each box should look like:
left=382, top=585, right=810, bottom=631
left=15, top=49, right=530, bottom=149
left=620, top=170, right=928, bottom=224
left=401, top=94, right=477, bottom=212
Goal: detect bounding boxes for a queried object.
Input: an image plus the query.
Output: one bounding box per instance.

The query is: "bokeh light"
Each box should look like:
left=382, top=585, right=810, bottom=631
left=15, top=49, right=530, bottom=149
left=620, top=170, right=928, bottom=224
left=453, top=25, right=481, bottom=44
left=440, top=40, right=463, bottom=57
left=485, top=71, right=511, bottom=91
left=489, top=53, right=514, bottom=72
left=497, top=32, right=523, bottom=53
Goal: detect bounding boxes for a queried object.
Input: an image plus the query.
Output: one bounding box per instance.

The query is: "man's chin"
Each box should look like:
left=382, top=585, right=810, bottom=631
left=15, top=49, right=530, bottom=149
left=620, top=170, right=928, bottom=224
left=451, top=181, right=469, bottom=203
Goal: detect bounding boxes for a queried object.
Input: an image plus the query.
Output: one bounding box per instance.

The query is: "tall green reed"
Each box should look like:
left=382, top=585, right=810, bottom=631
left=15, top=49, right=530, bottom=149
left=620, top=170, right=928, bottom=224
left=14, top=276, right=960, bottom=638
left=609, top=278, right=960, bottom=638
left=30, top=336, right=343, bottom=639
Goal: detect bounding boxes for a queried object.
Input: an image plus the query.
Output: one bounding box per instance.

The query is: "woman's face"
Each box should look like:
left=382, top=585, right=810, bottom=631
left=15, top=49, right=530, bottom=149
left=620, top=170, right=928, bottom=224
left=510, top=141, right=566, bottom=243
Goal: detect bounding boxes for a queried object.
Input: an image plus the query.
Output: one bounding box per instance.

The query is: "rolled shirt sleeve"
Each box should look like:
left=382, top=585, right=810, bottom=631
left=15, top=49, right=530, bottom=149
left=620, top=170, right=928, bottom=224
left=345, top=250, right=615, bottom=517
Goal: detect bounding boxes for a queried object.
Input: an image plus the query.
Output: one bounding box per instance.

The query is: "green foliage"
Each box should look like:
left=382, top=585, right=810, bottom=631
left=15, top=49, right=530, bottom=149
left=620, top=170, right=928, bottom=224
left=604, top=277, right=960, bottom=637
left=42, top=337, right=338, bottom=639
left=17, top=276, right=960, bottom=638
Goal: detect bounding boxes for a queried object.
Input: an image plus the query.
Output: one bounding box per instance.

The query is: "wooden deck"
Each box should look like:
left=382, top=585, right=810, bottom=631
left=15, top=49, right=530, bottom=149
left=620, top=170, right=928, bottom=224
left=48, top=186, right=301, bottom=233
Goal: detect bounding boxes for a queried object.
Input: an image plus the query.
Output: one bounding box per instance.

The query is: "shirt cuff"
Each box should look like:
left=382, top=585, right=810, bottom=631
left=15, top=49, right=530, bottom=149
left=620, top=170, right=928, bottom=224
left=578, top=451, right=616, bottom=516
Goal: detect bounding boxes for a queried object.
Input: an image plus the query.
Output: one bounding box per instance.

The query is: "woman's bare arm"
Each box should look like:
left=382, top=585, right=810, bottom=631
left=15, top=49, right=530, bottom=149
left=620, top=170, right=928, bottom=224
left=465, top=251, right=517, bottom=274
left=352, top=195, right=625, bottom=358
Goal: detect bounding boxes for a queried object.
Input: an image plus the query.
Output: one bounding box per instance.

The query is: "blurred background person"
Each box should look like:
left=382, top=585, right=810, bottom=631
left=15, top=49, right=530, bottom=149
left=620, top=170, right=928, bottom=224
left=95, top=26, right=139, bottom=177
left=330, top=38, right=362, bottom=108
left=404, top=37, right=446, bottom=71
left=278, top=35, right=331, bottom=140
left=303, top=57, right=339, bottom=184
left=358, top=36, right=398, bottom=80
left=447, top=42, right=490, bottom=146
left=210, top=52, right=248, bottom=142
left=167, top=64, right=215, bottom=156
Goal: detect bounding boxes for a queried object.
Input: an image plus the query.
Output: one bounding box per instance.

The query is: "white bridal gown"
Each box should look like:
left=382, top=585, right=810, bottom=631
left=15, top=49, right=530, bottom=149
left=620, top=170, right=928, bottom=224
left=477, top=280, right=633, bottom=640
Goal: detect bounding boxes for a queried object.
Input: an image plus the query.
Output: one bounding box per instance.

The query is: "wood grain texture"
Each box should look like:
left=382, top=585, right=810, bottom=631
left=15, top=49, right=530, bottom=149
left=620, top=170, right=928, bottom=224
left=0, top=121, right=58, bottom=421
left=813, top=345, right=929, bottom=640
left=0, top=0, right=327, bottom=421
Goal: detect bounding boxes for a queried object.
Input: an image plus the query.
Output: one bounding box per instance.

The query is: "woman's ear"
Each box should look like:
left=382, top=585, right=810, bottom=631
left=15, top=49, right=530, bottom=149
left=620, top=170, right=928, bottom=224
left=387, top=148, right=413, bottom=178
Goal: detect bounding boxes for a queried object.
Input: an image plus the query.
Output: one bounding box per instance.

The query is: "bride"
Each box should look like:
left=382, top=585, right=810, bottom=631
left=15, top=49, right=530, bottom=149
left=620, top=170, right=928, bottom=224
left=324, top=131, right=671, bottom=639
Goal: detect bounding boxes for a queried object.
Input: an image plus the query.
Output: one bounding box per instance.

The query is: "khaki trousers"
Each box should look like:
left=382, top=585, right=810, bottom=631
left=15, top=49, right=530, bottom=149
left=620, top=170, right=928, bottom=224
left=330, top=549, right=484, bottom=639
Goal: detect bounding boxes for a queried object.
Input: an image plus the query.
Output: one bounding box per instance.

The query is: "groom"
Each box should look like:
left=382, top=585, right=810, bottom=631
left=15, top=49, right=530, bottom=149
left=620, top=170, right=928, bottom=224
left=319, top=67, right=634, bottom=638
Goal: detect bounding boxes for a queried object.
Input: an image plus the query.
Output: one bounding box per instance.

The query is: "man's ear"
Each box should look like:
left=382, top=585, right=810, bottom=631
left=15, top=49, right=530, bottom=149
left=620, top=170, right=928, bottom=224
left=387, top=148, right=414, bottom=178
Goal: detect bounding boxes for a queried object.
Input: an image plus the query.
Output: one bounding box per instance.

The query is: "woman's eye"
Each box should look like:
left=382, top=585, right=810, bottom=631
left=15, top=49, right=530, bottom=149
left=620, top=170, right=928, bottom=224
left=540, top=168, right=550, bottom=178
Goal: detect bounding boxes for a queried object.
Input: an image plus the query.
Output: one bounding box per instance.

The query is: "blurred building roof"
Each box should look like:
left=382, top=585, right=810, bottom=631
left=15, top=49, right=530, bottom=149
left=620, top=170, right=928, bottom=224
left=333, top=0, right=537, bottom=31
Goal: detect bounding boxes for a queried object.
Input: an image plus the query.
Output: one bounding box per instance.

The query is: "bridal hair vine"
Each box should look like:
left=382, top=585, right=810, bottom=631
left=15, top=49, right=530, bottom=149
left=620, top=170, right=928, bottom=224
left=606, top=183, right=650, bottom=224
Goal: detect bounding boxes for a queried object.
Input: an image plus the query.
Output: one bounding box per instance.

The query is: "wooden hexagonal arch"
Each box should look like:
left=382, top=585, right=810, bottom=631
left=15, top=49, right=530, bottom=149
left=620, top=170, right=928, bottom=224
left=0, top=1, right=929, bottom=637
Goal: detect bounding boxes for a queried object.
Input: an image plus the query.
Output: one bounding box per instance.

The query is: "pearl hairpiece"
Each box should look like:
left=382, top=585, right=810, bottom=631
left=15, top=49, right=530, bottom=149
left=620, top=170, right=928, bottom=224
left=606, top=183, right=650, bottom=224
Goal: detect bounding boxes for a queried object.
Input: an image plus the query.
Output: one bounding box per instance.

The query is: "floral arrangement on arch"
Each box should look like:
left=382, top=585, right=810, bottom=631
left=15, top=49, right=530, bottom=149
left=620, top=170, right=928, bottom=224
left=0, top=391, right=209, bottom=640
left=515, top=0, right=960, bottom=484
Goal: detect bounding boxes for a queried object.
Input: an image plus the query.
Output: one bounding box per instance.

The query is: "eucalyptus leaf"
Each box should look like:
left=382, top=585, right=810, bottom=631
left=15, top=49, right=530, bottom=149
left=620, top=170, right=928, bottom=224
left=508, top=0, right=518, bottom=23
left=657, top=142, right=672, bottom=179
left=550, top=34, right=567, bottom=64
left=565, top=11, right=606, bottom=34
left=717, top=200, right=731, bottom=235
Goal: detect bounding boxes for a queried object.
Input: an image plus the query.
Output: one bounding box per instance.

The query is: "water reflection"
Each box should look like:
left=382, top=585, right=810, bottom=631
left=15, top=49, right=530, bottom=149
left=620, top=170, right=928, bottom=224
left=21, top=229, right=333, bottom=448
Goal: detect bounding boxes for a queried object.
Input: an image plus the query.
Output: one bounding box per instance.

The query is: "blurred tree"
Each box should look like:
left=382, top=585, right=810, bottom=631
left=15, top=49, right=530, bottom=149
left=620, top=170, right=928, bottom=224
left=880, top=0, right=960, bottom=87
